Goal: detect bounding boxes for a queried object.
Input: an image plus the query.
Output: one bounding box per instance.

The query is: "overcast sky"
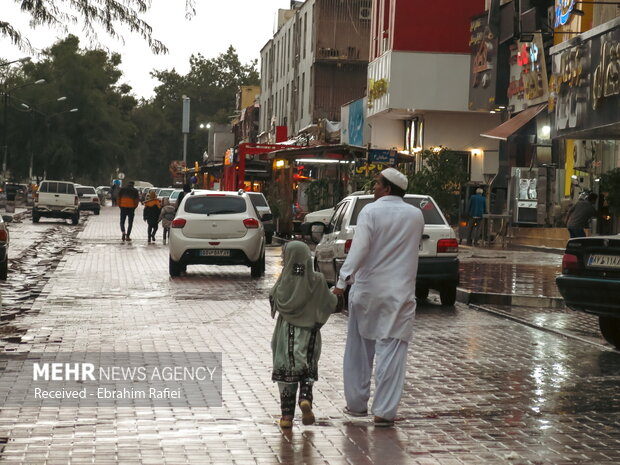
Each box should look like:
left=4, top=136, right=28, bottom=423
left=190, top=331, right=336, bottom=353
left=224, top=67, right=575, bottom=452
left=2, top=0, right=291, bottom=99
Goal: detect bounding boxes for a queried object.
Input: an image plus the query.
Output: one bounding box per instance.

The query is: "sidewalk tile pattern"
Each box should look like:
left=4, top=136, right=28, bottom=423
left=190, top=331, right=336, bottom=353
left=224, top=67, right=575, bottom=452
left=0, top=207, right=619, bottom=464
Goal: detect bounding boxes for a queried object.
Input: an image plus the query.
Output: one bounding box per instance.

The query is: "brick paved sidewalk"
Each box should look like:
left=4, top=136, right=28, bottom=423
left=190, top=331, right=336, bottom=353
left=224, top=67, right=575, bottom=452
left=1, top=206, right=619, bottom=464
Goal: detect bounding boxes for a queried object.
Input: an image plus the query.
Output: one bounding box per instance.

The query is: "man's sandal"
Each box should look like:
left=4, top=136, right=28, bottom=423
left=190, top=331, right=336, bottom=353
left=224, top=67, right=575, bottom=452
left=373, top=416, right=395, bottom=427
left=343, top=406, right=368, bottom=417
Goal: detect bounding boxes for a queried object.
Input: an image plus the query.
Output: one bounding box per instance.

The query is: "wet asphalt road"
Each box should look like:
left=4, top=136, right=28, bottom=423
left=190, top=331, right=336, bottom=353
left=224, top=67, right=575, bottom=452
left=0, top=206, right=620, bottom=464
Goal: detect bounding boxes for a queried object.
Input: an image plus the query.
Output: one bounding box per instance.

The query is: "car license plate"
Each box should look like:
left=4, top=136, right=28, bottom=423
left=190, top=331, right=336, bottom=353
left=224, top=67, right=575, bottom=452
left=199, top=249, right=230, bottom=257
left=587, top=254, right=620, bottom=269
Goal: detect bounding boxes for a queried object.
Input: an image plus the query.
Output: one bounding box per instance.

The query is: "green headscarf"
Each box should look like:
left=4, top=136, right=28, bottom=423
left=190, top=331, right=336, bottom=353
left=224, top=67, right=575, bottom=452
left=270, top=241, right=337, bottom=328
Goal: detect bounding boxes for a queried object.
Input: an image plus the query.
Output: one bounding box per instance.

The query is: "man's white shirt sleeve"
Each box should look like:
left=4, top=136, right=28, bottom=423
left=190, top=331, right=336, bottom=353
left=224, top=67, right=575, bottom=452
left=336, top=209, right=371, bottom=289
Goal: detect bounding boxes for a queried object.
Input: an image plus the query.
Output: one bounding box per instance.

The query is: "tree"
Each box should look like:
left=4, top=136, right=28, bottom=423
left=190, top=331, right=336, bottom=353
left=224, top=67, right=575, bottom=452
left=1, top=0, right=196, bottom=54
left=5, top=35, right=138, bottom=184
left=407, top=148, right=469, bottom=224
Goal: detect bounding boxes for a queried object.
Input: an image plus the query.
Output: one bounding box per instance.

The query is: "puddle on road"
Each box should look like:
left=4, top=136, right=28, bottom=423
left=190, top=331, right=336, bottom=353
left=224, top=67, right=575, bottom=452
left=460, top=262, right=561, bottom=297
left=0, top=222, right=84, bottom=329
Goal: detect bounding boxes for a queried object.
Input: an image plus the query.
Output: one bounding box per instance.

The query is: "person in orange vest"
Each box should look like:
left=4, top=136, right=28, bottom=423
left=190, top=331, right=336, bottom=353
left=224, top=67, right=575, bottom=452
left=117, top=180, right=140, bottom=242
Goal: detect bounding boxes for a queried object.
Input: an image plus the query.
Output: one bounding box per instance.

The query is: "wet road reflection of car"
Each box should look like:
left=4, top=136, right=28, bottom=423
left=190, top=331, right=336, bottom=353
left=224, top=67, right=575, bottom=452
left=556, top=235, right=620, bottom=348
left=0, top=214, right=12, bottom=280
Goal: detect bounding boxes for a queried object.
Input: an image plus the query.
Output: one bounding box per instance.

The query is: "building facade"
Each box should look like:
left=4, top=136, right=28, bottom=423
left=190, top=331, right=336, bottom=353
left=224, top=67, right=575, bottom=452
left=259, top=0, right=371, bottom=142
left=365, top=0, right=501, bottom=188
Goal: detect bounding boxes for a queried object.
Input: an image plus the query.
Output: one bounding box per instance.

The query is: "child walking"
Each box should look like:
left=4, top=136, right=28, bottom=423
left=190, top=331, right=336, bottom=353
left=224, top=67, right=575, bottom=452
left=159, top=197, right=176, bottom=244
left=269, top=241, right=339, bottom=428
left=143, top=191, right=161, bottom=243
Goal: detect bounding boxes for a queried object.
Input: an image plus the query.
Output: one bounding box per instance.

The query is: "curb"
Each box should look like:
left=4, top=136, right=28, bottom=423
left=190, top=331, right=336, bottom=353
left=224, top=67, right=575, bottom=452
left=468, top=302, right=610, bottom=350
left=456, top=288, right=565, bottom=309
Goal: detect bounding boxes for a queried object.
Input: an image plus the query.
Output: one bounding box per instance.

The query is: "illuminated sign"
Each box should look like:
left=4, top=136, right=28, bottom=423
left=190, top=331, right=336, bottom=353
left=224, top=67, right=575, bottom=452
left=554, top=0, right=575, bottom=28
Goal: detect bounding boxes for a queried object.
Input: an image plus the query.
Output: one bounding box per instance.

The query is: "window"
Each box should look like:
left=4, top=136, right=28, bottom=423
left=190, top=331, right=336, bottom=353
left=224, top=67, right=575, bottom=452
left=248, top=193, right=268, bottom=207
left=301, top=73, right=305, bottom=119
left=184, top=196, right=247, bottom=215
left=303, top=13, right=307, bottom=59
left=76, top=187, right=96, bottom=196
left=350, top=197, right=445, bottom=225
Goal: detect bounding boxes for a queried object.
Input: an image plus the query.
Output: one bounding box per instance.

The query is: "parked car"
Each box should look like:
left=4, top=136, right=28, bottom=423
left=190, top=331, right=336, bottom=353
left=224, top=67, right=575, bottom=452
left=301, top=207, right=336, bottom=243
left=33, top=180, right=80, bottom=225
left=168, top=190, right=271, bottom=277
left=0, top=214, right=12, bottom=280
left=76, top=185, right=101, bottom=214
left=168, top=189, right=182, bottom=207
left=157, top=188, right=175, bottom=202
left=96, top=186, right=111, bottom=204
left=556, top=235, right=620, bottom=348
left=247, top=192, right=274, bottom=244
left=314, top=193, right=459, bottom=305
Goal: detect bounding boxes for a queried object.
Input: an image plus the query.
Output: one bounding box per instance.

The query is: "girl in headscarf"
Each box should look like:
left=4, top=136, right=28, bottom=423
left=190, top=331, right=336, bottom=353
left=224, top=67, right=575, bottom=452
left=270, top=241, right=340, bottom=428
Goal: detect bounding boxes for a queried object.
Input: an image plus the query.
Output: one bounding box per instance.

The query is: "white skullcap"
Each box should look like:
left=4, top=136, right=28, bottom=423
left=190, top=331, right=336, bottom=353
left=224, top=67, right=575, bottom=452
left=380, top=168, right=408, bottom=190
left=476, top=188, right=484, bottom=194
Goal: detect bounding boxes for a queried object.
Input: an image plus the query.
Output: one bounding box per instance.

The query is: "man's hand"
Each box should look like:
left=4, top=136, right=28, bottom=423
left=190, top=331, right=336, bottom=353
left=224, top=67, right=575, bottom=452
left=332, top=287, right=345, bottom=296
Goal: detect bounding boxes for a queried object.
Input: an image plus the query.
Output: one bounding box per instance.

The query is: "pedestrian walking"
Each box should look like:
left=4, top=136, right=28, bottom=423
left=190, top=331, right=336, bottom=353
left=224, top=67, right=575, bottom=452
left=332, top=168, right=424, bottom=427
left=143, top=190, right=161, bottom=243
left=270, top=241, right=340, bottom=429
left=110, top=182, right=120, bottom=207
left=159, top=198, right=176, bottom=244
left=117, top=181, right=140, bottom=242
left=566, top=192, right=598, bottom=238
left=467, top=187, right=486, bottom=246
left=175, top=183, right=191, bottom=212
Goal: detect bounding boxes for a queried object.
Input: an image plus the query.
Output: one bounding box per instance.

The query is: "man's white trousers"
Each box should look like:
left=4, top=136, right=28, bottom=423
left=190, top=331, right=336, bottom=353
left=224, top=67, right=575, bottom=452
left=343, top=312, right=408, bottom=420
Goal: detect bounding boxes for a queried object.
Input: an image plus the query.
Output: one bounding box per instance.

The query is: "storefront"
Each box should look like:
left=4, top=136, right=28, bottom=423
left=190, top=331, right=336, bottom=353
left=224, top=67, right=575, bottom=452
left=549, top=16, right=620, bottom=233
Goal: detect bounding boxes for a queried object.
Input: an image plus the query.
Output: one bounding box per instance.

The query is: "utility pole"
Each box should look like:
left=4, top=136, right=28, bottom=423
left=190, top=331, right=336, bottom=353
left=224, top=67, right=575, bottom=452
left=182, top=96, right=190, bottom=171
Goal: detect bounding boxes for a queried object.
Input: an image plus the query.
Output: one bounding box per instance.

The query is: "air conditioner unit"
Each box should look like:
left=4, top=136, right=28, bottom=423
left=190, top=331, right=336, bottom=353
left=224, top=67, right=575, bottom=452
left=360, top=7, right=371, bottom=20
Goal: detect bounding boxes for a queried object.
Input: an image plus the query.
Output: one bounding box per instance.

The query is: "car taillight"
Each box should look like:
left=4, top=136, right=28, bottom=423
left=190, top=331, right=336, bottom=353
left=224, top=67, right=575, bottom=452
left=74, top=196, right=78, bottom=206
left=562, top=253, right=579, bottom=274
left=437, top=239, right=459, bottom=253
left=171, top=218, right=186, bottom=228
left=243, top=218, right=260, bottom=229
left=34, top=193, right=38, bottom=201
left=344, top=239, right=352, bottom=254
left=93, top=197, right=99, bottom=203
left=0, top=230, right=7, bottom=241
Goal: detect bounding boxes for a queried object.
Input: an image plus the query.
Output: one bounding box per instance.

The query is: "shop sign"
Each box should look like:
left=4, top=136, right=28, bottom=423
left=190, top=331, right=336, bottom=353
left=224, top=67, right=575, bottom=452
left=468, top=13, right=500, bottom=111
left=355, top=161, right=387, bottom=175
left=554, top=0, right=575, bottom=28
left=507, top=35, right=549, bottom=112
left=368, top=149, right=395, bottom=165
left=550, top=20, right=620, bottom=137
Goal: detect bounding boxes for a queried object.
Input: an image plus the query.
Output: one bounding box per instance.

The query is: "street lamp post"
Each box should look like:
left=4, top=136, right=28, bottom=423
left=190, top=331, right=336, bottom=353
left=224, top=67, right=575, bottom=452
left=1, top=78, right=46, bottom=179
left=199, top=122, right=212, bottom=162
left=19, top=97, right=71, bottom=180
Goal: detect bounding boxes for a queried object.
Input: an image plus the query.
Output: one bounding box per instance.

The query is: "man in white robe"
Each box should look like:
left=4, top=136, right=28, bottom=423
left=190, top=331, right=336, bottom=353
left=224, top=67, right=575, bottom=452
left=333, top=167, right=424, bottom=426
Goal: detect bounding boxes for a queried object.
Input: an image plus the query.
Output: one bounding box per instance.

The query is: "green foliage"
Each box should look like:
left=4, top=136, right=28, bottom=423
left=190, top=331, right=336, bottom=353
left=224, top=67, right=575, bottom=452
left=1, top=0, right=197, bottom=54
left=305, top=179, right=332, bottom=212
left=407, top=148, right=468, bottom=224
left=1, top=36, right=259, bottom=186
left=600, top=168, right=620, bottom=213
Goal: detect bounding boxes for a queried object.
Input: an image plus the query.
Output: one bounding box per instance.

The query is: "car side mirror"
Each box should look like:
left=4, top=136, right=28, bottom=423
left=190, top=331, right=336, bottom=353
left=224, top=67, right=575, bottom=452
left=261, top=213, right=273, bottom=222
left=2, top=215, right=12, bottom=223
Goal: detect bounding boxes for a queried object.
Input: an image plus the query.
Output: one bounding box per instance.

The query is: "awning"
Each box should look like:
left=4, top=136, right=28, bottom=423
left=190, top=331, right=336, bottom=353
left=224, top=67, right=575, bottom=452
left=480, top=103, right=547, bottom=141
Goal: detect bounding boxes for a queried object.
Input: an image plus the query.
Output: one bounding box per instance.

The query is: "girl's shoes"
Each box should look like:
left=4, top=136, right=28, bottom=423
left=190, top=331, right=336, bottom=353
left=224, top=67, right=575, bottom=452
left=299, top=400, right=315, bottom=425
left=279, top=416, right=293, bottom=428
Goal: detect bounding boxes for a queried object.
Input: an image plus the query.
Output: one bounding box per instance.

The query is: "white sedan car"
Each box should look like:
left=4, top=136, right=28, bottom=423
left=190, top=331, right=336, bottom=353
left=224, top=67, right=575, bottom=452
left=168, top=190, right=269, bottom=277
left=314, top=193, right=459, bottom=305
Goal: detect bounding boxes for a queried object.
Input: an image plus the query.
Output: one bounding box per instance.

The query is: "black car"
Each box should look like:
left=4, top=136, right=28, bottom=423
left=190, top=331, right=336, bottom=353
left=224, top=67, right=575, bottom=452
left=556, top=235, right=620, bottom=348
